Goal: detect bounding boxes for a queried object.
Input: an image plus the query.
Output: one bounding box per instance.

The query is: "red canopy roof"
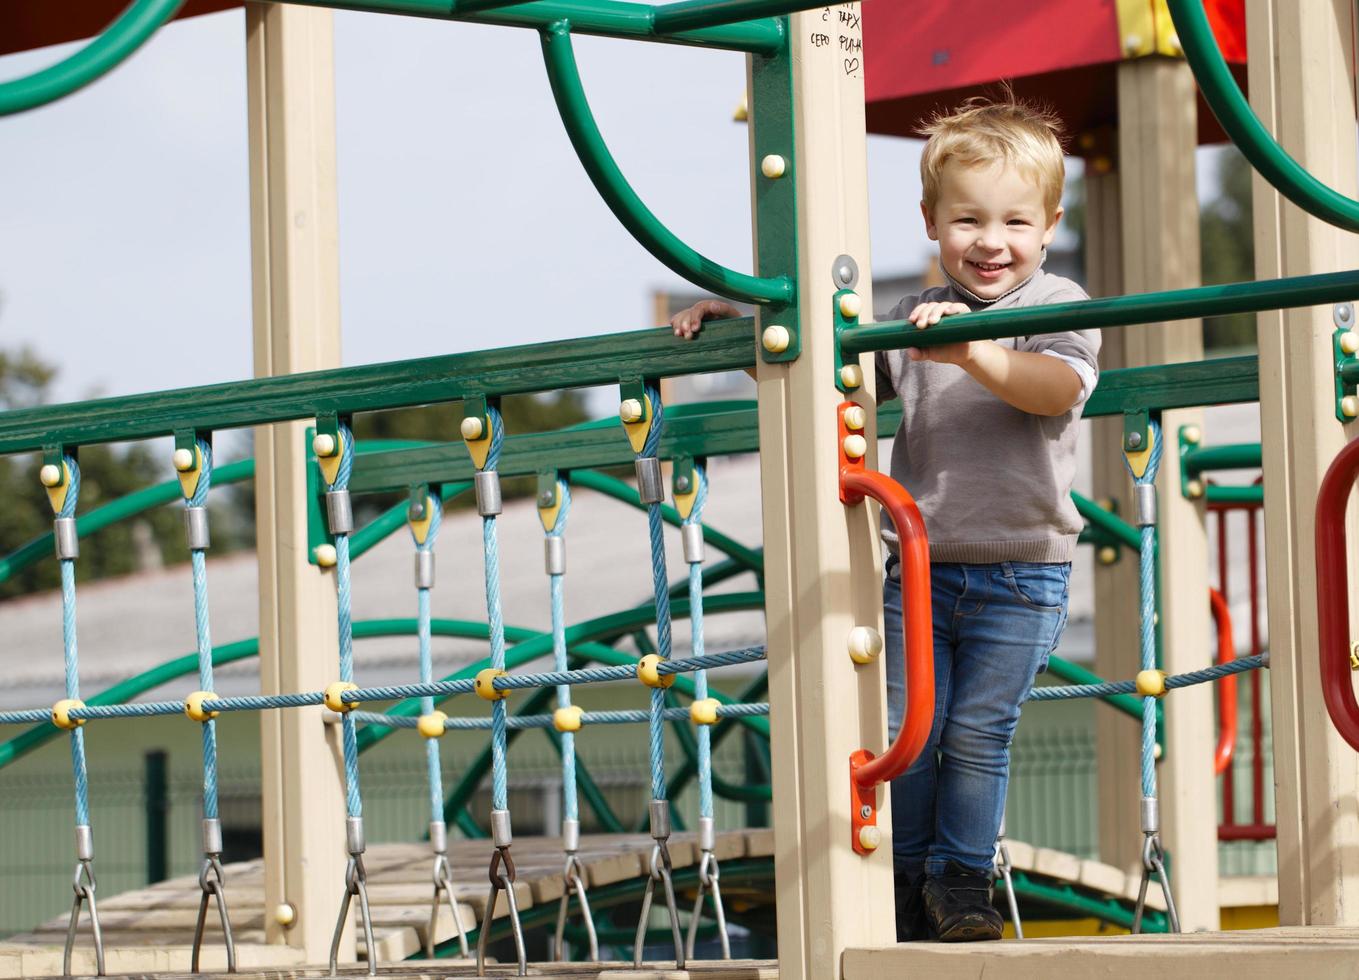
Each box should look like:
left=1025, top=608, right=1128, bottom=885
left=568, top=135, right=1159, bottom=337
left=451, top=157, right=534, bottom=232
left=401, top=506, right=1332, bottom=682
left=0, top=2, right=239, bottom=59
left=864, top=0, right=1248, bottom=148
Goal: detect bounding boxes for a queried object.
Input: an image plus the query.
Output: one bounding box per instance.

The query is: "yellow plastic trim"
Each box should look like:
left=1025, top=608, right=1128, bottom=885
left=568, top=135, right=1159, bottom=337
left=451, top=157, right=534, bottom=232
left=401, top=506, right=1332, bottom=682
left=408, top=491, right=435, bottom=545
left=1151, top=0, right=1183, bottom=56
left=637, top=654, right=675, bottom=689
left=553, top=705, right=584, bottom=732
left=464, top=415, right=493, bottom=470
left=176, top=443, right=203, bottom=499
left=690, top=698, right=720, bottom=726
left=52, top=698, right=86, bottom=730
left=1114, top=0, right=1155, bottom=58
left=324, top=681, right=358, bottom=713
left=417, top=710, right=449, bottom=739
left=673, top=485, right=698, bottom=520
left=1124, top=425, right=1156, bottom=479
left=621, top=394, right=654, bottom=454
left=43, top=461, right=71, bottom=515
left=317, top=430, right=346, bottom=486
left=1136, top=669, right=1168, bottom=698
left=184, top=690, right=219, bottom=722
left=475, top=668, right=508, bottom=701
left=538, top=480, right=566, bottom=532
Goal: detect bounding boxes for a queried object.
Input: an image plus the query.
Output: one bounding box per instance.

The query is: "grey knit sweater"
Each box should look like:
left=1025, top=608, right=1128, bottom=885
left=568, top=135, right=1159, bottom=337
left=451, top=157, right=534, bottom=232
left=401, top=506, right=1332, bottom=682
left=874, top=268, right=1100, bottom=564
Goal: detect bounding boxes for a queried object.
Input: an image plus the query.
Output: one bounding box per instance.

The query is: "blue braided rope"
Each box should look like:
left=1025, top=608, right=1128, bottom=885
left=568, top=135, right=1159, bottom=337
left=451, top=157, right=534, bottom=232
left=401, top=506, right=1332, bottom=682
left=0, top=708, right=52, bottom=725
left=655, top=647, right=765, bottom=674
left=480, top=405, right=511, bottom=813
left=636, top=384, right=672, bottom=802
left=1028, top=654, right=1267, bottom=701
left=683, top=465, right=714, bottom=820
left=546, top=480, right=580, bottom=825
left=185, top=439, right=221, bottom=821
left=1124, top=422, right=1164, bottom=800
left=324, top=424, right=363, bottom=820
left=411, top=489, right=445, bottom=827
left=349, top=702, right=772, bottom=731
left=55, top=456, right=92, bottom=830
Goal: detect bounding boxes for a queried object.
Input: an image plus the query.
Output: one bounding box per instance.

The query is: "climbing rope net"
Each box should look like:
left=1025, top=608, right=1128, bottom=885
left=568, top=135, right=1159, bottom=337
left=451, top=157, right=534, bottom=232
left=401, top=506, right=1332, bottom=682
left=0, top=388, right=769, bottom=978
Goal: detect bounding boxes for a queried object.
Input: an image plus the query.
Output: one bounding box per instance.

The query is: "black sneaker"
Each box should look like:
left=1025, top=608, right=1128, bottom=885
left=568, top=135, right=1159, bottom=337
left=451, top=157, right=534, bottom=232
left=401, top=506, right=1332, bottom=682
left=922, top=861, right=1004, bottom=942
left=894, top=870, right=930, bottom=942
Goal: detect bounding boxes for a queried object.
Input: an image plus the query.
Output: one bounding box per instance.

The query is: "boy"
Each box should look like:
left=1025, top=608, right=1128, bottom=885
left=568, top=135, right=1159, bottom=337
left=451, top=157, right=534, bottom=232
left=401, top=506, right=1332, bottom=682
left=672, top=98, right=1099, bottom=942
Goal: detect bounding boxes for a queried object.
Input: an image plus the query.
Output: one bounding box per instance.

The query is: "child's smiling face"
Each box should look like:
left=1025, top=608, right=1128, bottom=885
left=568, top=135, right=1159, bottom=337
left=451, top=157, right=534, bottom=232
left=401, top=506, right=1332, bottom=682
left=923, top=160, right=1062, bottom=300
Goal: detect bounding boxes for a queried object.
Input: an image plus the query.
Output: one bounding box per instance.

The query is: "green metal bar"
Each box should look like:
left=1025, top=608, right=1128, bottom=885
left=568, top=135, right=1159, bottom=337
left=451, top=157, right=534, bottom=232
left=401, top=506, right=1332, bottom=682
left=1083, top=357, right=1259, bottom=417
left=1183, top=442, right=1261, bottom=476
left=665, top=691, right=772, bottom=802
left=143, top=749, right=170, bottom=884
left=1043, top=656, right=1150, bottom=722
left=1001, top=871, right=1168, bottom=933
left=284, top=0, right=785, bottom=52
left=1167, top=0, right=1359, bottom=233
left=662, top=669, right=768, bottom=804
left=0, top=0, right=185, bottom=116
left=1071, top=491, right=1140, bottom=551
left=653, top=0, right=821, bottom=33
left=1206, top=484, right=1263, bottom=505
left=539, top=23, right=793, bottom=305
left=840, top=271, right=1359, bottom=356
left=0, top=319, right=754, bottom=454
left=1343, top=360, right=1359, bottom=387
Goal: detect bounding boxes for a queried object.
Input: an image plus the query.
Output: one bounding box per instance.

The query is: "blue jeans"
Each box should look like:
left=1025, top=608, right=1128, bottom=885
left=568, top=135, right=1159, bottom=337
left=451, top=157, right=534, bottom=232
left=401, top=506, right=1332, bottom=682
left=884, top=559, right=1070, bottom=877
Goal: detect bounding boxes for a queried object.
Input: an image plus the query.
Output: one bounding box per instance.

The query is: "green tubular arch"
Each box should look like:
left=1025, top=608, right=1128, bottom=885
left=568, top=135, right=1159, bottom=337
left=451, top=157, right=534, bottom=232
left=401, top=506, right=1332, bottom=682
left=539, top=21, right=794, bottom=305
left=0, top=0, right=186, bottom=116
left=1167, top=0, right=1359, bottom=232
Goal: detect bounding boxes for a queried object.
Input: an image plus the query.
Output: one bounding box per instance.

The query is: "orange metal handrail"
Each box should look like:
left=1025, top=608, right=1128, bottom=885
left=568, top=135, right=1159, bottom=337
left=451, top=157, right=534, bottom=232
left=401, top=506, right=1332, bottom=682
left=1316, top=436, right=1359, bottom=752
left=1209, top=587, right=1238, bottom=776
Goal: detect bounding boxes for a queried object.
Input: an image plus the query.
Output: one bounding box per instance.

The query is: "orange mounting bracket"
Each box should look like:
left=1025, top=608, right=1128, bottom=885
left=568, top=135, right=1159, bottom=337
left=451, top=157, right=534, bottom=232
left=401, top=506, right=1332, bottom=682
left=838, top=401, right=936, bottom=855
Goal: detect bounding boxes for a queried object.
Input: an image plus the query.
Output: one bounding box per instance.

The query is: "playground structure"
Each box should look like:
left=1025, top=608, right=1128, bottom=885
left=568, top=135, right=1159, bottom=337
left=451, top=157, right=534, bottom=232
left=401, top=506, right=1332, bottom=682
left=0, top=1, right=1358, bottom=978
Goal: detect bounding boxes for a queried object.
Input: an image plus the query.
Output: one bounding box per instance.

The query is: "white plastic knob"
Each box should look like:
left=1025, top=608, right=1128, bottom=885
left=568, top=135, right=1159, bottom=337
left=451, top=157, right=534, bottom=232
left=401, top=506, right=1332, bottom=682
left=274, top=902, right=296, bottom=927
left=762, top=325, right=790, bottom=353
left=619, top=399, right=644, bottom=423
left=39, top=464, right=63, bottom=487
left=314, top=544, right=338, bottom=567
left=848, top=626, right=883, bottom=665
left=857, top=825, right=881, bottom=852
left=460, top=416, right=485, bottom=441
left=761, top=154, right=786, bottom=179
left=1181, top=425, right=1202, bottom=445
left=839, top=292, right=863, bottom=319
left=842, top=434, right=867, bottom=460
left=840, top=364, right=863, bottom=389
left=172, top=448, right=196, bottom=472
left=843, top=405, right=867, bottom=431
left=1343, top=395, right=1359, bottom=419
left=1186, top=479, right=1205, bottom=499
left=312, top=433, right=336, bottom=458
left=1341, top=331, right=1359, bottom=355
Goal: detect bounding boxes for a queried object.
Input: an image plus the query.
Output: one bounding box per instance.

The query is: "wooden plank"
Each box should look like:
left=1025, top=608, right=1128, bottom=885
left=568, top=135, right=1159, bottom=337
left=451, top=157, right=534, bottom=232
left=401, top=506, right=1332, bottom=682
left=245, top=0, right=347, bottom=964
left=1248, top=0, right=1359, bottom=927
left=1113, top=55, right=1218, bottom=931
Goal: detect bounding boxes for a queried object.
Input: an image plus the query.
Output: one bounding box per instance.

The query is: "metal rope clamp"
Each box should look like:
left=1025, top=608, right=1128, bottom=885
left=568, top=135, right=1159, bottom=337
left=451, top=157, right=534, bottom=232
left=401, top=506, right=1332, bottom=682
left=329, top=816, right=377, bottom=977
left=1131, top=796, right=1181, bottom=934
left=63, top=824, right=105, bottom=978
left=192, top=817, right=237, bottom=973
left=993, top=814, right=1023, bottom=940
left=686, top=815, right=731, bottom=960
left=477, top=809, right=527, bottom=978
left=634, top=799, right=685, bottom=969
left=426, top=820, right=468, bottom=959
left=553, top=818, right=598, bottom=962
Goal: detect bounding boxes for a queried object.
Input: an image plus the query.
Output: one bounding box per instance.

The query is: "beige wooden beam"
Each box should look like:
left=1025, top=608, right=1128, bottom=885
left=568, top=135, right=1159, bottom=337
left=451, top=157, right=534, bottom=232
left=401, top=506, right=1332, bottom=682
left=1247, top=0, right=1359, bottom=926
left=757, top=7, right=893, bottom=978
left=245, top=3, right=350, bottom=960
left=1112, top=56, right=1218, bottom=930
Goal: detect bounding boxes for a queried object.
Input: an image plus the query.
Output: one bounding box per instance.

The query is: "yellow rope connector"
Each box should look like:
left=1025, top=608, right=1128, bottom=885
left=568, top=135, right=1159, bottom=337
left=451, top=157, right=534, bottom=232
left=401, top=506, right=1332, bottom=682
left=184, top=691, right=219, bottom=722
left=1135, top=669, right=1168, bottom=698
left=417, top=711, right=448, bottom=739
left=637, top=654, right=675, bottom=689
left=52, top=699, right=85, bottom=730
left=553, top=705, right=584, bottom=732
left=324, top=681, right=358, bottom=713
left=690, top=698, right=721, bottom=726
left=475, top=668, right=508, bottom=701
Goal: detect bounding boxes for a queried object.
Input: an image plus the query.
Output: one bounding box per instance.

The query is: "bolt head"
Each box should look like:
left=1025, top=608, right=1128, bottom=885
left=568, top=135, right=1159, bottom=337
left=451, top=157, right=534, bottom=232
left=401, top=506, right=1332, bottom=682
left=1126, top=431, right=1143, bottom=449
left=675, top=476, right=691, bottom=492
left=760, top=154, right=786, bottom=179
left=761, top=325, right=790, bottom=354
left=619, top=398, right=644, bottom=423
left=312, top=433, right=336, bottom=458
left=39, top=463, right=63, bottom=487
left=460, top=416, right=485, bottom=441
left=538, top=491, right=554, bottom=505
left=838, top=264, right=853, bottom=283
left=859, top=804, right=872, bottom=819
left=1337, top=304, right=1355, bottom=326
left=1343, top=395, right=1359, bottom=419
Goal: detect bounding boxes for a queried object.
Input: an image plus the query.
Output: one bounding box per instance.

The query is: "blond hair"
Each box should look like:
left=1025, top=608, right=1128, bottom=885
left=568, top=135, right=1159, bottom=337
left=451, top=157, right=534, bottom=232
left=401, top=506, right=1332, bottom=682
left=919, top=96, right=1066, bottom=217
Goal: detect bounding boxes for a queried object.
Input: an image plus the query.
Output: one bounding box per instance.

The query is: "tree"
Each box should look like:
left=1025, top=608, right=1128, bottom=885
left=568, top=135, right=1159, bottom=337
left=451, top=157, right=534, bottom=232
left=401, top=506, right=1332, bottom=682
left=1200, top=147, right=1255, bottom=351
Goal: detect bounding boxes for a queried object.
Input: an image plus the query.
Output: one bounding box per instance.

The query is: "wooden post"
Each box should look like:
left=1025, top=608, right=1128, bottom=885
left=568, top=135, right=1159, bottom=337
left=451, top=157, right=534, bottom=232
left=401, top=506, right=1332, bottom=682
left=1247, top=0, right=1359, bottom=926
left=757, top=7, right=893, bottom=977
left=246, top=4, right=350, bottom=960
left=1108, top=56, right=1219, bottom=930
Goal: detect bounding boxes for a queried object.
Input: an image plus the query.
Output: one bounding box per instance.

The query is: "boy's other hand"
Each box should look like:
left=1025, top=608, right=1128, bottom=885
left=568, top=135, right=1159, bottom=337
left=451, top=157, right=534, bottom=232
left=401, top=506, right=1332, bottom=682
left=671, top=299, right=742, bottom=340
left=907, top=301, right=973, bottom=365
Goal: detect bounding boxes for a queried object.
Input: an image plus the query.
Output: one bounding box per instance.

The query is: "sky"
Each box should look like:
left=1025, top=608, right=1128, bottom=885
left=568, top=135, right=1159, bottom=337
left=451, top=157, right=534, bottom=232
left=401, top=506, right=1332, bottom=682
left=0, top=8, right=934, bottom=413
